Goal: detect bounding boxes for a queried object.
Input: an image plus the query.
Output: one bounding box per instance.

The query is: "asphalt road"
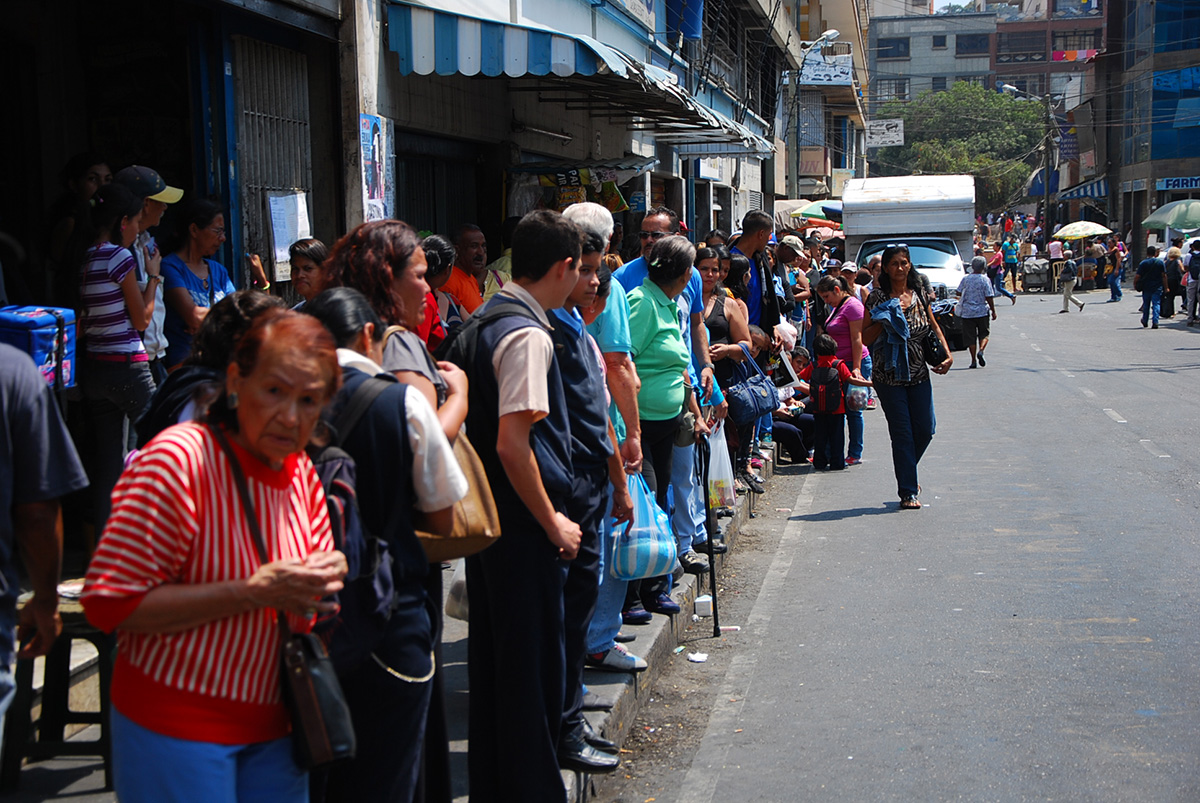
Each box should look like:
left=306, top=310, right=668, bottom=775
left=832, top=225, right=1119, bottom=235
left=610, top=287, right=1200, bottom=802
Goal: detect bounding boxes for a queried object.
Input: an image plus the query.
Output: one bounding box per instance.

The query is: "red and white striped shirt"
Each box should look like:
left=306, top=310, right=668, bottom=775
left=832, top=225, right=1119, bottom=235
left=82, top=422, right=333, bottom=744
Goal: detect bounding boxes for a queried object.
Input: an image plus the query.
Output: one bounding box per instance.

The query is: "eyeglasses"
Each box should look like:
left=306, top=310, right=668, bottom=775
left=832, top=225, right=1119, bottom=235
left=638, top=231, right=669, bottom=241
left=207, top=227, right=226, bottom=236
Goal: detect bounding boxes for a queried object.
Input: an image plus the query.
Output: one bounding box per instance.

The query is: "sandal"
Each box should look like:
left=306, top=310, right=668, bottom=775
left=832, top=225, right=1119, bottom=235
left=899, top=496, right=921, bottom=510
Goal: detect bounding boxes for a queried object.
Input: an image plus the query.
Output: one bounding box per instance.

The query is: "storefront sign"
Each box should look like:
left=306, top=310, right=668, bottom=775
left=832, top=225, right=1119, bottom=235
left=697, top=157, right=723, bottom=181
left=1120, top=178, right=1149, bottom=193
left=1156, top=176, right=1200, bottom=191
left=865, top=119, right=904, bottom=148
left=830, top=168, right=854, bottom=198
left=798, top=147, right=827, bottom=176
left=611, top=0, right=654, bottom=30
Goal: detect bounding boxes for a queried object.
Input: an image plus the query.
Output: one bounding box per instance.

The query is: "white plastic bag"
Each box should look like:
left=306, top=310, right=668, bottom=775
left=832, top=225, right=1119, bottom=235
left=707, top=425, right=737, bottom=509
left=445, top=560, right=469, bottom=622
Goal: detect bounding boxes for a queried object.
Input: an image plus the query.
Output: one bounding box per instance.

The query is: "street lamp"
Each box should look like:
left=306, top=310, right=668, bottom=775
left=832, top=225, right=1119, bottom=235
left=1001, top=83, right=1057, bottom=243
left=789, top=29, right=840, bottom=199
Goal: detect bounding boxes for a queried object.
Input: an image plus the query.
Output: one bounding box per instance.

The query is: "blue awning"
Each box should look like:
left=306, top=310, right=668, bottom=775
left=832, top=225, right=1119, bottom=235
left=387, top=2, right=628, bottom=78
left=1059, top=177, right=1109, bottom=200
left=385, top=2, right=773, bottom=157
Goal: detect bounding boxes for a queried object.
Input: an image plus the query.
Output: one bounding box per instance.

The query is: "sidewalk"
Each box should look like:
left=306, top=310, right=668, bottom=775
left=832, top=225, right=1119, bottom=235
left=2, top=446, right=782, bottom=802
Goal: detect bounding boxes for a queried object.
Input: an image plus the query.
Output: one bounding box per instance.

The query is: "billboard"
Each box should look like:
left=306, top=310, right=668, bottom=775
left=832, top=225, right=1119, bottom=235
left=866, top=119, right=904, bottom=148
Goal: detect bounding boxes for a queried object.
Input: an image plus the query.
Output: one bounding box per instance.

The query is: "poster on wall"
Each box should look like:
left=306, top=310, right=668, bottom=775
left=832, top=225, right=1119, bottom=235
left=361, top=114, right=393, bottom=221
left=265, top=191, right=312, bottom=282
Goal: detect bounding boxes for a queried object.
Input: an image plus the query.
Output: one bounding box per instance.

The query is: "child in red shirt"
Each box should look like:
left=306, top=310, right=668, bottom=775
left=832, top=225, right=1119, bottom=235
left=799, top=334, right=872, bottom=470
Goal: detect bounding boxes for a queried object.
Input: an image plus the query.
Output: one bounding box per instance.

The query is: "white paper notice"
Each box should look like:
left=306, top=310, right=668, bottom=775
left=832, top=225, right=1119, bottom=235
left=268, top=192, right=312, bottom=267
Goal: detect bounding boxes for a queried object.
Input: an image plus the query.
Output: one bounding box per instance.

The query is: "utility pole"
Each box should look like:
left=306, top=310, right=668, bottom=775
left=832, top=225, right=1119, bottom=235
left=1043, top=92, right=1053, bottom=246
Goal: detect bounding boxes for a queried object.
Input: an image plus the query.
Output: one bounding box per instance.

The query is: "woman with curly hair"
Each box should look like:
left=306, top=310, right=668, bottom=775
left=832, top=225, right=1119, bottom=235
left=324, top=220, right=467, bottom=442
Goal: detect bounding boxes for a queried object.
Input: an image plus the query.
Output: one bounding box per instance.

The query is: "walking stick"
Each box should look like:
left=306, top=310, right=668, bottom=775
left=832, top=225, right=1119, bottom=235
left=696, top=430, right=721, bottom=638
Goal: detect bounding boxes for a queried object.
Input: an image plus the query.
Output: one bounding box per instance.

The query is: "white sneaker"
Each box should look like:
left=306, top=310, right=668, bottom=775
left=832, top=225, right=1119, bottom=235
left=586, top=643, right=648, bottom=672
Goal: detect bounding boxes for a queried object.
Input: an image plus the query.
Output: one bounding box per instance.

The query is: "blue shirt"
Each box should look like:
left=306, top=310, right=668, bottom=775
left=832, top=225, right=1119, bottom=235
left=614, top=257, right=703, bottom=388
left=586, top=286, right=632, bottom=440
left=956, top=273, right=995, bottom=318
left=162, top=254, right=236, bottom=366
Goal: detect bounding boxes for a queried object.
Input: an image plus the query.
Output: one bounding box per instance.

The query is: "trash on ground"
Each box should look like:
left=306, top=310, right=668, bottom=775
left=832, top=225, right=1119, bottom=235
left=673, top=645, right=685, bottom=654
left=719, top=625, right=741, bottom=632
left=687, top=652, right=709, bottom=663
left=775, top=508, right=792, bottom=513
left=694, top=594, right=713, bottom=617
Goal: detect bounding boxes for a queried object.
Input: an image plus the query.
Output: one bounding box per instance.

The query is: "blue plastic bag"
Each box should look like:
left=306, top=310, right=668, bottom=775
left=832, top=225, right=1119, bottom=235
left=610, top=473, right=677, bottom=581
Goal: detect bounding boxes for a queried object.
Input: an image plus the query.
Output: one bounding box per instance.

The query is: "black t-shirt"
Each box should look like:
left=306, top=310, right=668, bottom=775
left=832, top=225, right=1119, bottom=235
left=1136, top=258, right=1167, bottom=291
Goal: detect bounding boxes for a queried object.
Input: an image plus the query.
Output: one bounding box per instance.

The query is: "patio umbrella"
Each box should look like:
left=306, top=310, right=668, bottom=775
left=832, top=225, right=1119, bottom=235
left=1142, top=199, right=1200, bottom=232
left=1053, top=220, right=1112, bottom=240
left=790, top=199, right=842, bottom=221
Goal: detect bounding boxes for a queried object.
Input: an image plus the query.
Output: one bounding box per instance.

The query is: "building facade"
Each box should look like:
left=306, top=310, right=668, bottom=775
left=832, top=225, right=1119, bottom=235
left=868, top=12, right=996, bottom=113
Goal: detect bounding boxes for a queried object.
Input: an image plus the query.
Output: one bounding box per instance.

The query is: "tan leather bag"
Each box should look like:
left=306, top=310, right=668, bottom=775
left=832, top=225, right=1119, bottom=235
left=415, top=432, right=502, bottom=562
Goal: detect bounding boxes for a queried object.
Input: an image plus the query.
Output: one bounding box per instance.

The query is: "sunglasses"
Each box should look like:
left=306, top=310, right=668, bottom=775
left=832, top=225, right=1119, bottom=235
left=884, top=242, right=907, bottom=249
left=638, top=231, right=669, bottom=241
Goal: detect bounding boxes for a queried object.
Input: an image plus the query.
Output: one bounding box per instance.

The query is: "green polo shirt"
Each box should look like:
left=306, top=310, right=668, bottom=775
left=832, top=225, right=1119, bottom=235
left=628, top=276, right=689, bottom=422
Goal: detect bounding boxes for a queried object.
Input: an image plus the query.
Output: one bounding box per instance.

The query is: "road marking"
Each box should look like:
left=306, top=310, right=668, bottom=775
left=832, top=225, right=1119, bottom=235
left=1020, top=332, right=1029, bottom=339
left=1140, top=440, right=1171, bottom=458
left=1079, top=387, right=1096, bottom=398
left=1104, top=408, right=1127, bottom=423
left=1031, top=344, right=1042, bottom=352
left=677, top=474, right=818, bottom=803
left=1043, top=355, right=1056, bottom=362
left=1057, top=367, right=1075, bottom=378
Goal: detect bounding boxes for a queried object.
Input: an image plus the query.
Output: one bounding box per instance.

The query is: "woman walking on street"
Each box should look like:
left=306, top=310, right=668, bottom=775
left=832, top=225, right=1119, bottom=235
left=862, top=245, right=952, bottom=510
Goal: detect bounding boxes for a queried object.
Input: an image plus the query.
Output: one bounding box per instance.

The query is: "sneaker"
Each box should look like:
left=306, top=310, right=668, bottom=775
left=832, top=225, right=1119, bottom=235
left=977, top=351, right=986, bottom=367
left=695, top=538, right=727, bottom=555
left=760, top=433, right=773, bottom=444
left=750, top=457, right=765, bottom=469
left=680, top=550, right=710, bottom=575
left=644, top=592, right=680, bottom=615
left=866, top=398, right=877, bottom=410
left=586, top=644, right=648, bottom=672
left=622, top=604, right=652, bottom=626
left=845, top=457, right=862, bottom=466
left=715, top=506, right=735, bottom=518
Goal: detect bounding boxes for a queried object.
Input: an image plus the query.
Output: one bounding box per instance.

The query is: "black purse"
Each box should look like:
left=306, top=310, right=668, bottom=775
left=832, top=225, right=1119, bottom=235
left=212, top=426, right=357, bottom=770
left=917, top=289, right=949, bottom=368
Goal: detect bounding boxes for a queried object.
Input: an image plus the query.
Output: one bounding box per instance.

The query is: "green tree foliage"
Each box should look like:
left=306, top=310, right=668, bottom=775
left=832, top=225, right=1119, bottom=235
left=872, top=81, right=1046, bottom=212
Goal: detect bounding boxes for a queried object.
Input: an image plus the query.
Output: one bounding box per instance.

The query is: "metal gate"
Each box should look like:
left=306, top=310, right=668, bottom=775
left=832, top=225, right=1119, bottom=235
left=232, top=36, right=312, bottom=289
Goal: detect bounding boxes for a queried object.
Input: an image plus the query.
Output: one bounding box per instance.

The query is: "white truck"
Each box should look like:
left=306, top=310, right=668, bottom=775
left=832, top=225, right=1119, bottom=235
left=841, top=174, right=976, bottom=299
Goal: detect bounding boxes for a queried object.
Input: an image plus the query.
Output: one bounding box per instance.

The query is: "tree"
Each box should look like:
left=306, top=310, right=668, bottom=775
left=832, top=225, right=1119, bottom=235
left=935, top=3, right=975, bottom=13
left=872, top=81, right=1046, bottom=212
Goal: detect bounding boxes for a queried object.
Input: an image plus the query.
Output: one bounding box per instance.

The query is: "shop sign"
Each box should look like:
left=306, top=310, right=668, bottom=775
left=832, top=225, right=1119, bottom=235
left=798, top=147, right=826, bottom=176
left=830, top=168, right=854, bottom=198
left=1156, top=176, right=1200, bottom=191
left=611, top=0, right=653, bottom=30
left=697, top=158, right=723, bottom=181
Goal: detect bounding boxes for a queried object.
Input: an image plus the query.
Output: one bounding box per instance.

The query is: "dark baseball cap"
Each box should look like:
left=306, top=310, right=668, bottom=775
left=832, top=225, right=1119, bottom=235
left=114, top=165, right=183, bottom=204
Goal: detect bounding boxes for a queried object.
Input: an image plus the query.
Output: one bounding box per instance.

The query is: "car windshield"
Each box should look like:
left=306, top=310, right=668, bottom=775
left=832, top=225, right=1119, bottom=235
left=858, top=240, right=961, bottom=271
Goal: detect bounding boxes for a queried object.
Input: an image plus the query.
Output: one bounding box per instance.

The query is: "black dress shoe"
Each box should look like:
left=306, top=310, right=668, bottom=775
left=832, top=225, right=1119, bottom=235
left=695, top=539, right=727, bottom=555
left=614, top=631, right=637, bottom=643
left=580, top=719, right=617, bottom=753
left=558, top=729, right=619, bottom=773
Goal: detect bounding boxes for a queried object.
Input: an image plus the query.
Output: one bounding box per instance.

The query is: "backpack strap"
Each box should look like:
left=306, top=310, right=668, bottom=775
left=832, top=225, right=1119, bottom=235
left=331, top=377, right=394, bottom=449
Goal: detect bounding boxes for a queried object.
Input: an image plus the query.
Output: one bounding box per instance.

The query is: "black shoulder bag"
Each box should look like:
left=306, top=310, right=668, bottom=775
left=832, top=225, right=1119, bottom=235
left=918, top=288, right=949, bottom=368
left=211, top=425, right=356, bottom=770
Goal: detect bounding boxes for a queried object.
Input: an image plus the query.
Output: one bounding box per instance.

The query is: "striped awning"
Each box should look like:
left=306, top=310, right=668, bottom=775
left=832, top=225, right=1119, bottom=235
left=387, top=2, right=627, bottom=78
left=385, top=2, right=774, bottom=157
left=1059, top=177, right=1109, bottom=200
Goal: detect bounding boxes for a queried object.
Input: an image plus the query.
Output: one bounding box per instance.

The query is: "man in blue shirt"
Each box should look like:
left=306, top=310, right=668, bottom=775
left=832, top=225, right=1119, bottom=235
left=730, top=210, right=777, bottom=330
left=1136, top=245, right=1168, bottom=329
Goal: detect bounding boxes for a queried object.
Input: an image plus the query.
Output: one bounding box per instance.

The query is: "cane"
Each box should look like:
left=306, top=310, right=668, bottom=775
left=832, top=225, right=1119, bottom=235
left=696, top=428, right=721, bottom=638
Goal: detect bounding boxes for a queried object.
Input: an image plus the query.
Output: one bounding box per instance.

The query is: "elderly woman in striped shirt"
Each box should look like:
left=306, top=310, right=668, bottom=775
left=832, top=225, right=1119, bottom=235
left=83, top=310, right=348, bottom=802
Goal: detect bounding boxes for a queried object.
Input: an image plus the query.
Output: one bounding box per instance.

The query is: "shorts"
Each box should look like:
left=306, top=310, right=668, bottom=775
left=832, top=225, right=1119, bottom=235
left=961, top=315, right=990, bottom=343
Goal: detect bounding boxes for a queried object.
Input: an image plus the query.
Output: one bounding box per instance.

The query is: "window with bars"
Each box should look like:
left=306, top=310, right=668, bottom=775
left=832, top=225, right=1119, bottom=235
left=932, top=35, right=947, bottom=49
left=876, top=78, right=910, bottom=102
left=1052, top=29, right=1102, bottom=50
left=997, top=31, right=1046, bottom=63
left=956, top=34, right=990, bottom=56
left=932, top=76, right=947, bottom=92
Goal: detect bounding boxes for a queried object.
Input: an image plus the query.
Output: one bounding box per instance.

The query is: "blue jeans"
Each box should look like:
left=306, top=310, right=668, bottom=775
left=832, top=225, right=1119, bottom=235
left=874, top=380, right=936, bottom=499
left=586, top=494, right=627, bottom=654
left=112, top=707, right=307, bottom=802
left=847, top=352, right=872, bottom=460
left=1141, top=288, right=1162, bottom=327
left=994, top=270, right=1016, bottom=300
left=81, top=358, right=156, bottom=529
left=671, top=441, right=706, bottom=553
left=1108, top=270, right=1122, bottom=301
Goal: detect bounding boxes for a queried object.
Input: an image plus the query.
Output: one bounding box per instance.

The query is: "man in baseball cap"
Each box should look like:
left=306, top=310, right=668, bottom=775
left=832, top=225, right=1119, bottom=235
left=113, top=165, right=183, bottom=204
left=114, top=166, right=183, bottom=385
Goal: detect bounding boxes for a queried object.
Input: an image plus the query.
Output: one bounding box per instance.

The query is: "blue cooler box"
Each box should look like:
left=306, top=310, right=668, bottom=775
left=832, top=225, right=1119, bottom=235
left=0, top=306, right=77, bottom=389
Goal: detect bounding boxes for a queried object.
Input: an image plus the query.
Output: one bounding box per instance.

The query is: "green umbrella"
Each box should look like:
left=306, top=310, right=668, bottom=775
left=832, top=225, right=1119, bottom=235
left=1142, top=199, right=1200, bottom=232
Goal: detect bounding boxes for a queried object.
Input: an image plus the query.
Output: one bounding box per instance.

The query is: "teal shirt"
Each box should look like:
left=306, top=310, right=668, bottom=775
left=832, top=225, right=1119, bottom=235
left=628, top=277, right=689, bottom=422
left=586, top=287, right=631, bottom=441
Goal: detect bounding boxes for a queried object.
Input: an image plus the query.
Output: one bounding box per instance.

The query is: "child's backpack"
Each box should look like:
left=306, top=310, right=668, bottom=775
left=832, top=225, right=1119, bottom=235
left=810, top=359, right=844, bottom=414
left=0, top=306, right=76, bottom=390
left=309, top=377, right=396, bottom=674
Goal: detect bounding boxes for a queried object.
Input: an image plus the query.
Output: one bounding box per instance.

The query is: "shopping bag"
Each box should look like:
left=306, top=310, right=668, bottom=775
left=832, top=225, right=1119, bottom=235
left=610, top=473, right=677, bottom=581
left=445, top=560, right=469, bottom=622
left=706, top=425, right=737, bottom=509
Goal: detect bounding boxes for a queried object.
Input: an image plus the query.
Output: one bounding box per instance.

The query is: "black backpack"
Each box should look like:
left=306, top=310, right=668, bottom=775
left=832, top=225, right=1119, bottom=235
left=309, top=377, right=396, bottom=674
left=810, top=359, right=844, bottom=415
left=434, top=295, right=543, bottom=367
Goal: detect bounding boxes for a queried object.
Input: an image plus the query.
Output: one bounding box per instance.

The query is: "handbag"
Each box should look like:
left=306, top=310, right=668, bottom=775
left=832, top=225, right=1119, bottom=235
left=918, top=289, right=949, bottom=368
left=610, top=473, right=678, bottom=581
left=706, top=425, right=737, bottom=509
left=674, top=384, right=696, bottom=448
left=725, top=344, right=780, bottom=426
left=415, top=432, right=502, bottom=563
left=212, top=426, right=356, bottom=770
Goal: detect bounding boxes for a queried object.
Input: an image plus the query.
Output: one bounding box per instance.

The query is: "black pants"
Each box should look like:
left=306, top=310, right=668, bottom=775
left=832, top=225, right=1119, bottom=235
left=562, top=466, right=609, bottom=736
left=467, top=503, right=570, bottom=803
left=813, top=412, right=845, bottom=470
left=626, top=415, right=678, bottom=610
left=322, top=588, right=435, bottom=803
left=771, top=419, right=809, bottom=462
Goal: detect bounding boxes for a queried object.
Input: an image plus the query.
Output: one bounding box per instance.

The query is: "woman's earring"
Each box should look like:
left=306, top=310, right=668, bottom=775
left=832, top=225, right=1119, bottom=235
left=227, top=393, right=239, bottom=409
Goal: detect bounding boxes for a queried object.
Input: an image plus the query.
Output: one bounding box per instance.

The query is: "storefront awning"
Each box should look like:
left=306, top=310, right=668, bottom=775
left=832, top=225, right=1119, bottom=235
left=385, top=2, right=773, bottom=157
left=1059, top=177, right=1109, bottom=200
